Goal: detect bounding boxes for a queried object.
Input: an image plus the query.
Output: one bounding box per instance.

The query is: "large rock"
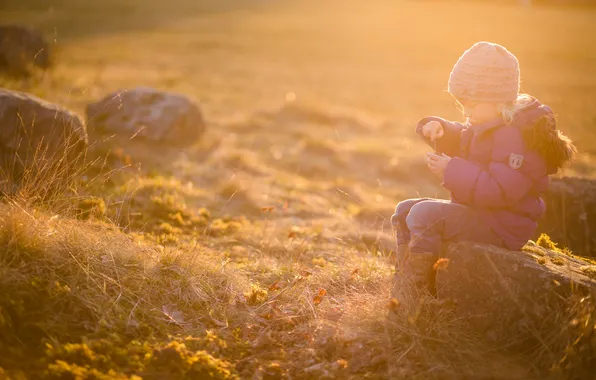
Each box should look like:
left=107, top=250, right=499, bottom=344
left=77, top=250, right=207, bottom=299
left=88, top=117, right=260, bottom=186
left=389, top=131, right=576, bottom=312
left=436, top=241, right=596, bottom=369
left=0, top=25, right=52, bottom=77
left=0, top=89, right=87, bottom=191
left=86, top=88, right=205, bottom=145
left=538, top=177, right=596, bottom=258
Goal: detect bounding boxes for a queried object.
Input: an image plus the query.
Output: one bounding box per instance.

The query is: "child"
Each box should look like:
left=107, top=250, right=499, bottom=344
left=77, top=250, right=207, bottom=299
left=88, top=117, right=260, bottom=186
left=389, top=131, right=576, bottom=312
left=391, top=41, right=576, bottom=298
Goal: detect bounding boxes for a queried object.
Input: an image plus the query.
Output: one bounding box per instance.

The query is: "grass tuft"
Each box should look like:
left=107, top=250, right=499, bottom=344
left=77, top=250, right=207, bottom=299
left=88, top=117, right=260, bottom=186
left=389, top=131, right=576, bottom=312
left=537, top=233, right=559, bottom=251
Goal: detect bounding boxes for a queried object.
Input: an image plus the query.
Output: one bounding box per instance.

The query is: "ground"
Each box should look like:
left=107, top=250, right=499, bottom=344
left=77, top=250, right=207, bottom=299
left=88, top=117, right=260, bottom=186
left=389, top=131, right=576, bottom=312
left=0, top=0, right=595, bottom=379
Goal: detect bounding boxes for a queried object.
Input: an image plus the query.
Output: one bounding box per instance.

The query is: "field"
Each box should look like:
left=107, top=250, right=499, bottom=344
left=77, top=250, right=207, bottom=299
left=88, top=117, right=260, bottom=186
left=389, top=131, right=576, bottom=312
left=1, top=0, right=596, bottom=379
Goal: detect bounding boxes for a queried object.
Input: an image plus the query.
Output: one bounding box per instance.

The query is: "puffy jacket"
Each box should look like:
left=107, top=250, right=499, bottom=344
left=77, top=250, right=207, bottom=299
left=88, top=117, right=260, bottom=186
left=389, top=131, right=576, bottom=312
left=416, top=97, right=576, bottom=249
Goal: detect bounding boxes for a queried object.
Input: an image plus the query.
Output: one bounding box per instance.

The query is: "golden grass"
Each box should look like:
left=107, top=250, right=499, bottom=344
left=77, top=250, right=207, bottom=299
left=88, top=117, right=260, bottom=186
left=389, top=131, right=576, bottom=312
left=1, top=0, right=596, bottom=378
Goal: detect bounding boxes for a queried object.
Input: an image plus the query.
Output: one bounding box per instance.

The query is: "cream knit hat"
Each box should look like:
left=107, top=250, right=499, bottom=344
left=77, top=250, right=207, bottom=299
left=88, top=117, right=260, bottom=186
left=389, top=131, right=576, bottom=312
left=448, top=41, right=520, bottom=103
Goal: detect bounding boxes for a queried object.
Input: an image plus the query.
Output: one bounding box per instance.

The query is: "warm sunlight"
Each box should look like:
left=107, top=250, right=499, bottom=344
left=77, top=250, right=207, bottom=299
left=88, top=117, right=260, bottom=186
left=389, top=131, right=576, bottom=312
left=1, top=0, right=595, bottom=379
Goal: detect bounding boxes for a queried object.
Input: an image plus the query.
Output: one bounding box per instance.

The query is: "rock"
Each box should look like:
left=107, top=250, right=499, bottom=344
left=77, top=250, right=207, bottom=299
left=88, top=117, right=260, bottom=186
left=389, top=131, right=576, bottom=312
left=0, top=89, right=87, bottom=191
left=86, top=88, right=205, bottom=145
left=436, top=241, right=596, bottom=368
left=538, top=177, right=596, bottom=258
left=0, top=25, right=52, bottom=77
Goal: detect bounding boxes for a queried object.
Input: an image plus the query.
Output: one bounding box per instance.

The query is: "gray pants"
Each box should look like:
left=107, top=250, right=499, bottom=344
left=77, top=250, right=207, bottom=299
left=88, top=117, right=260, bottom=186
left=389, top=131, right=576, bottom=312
left=391, top=198, right=502, bottom=258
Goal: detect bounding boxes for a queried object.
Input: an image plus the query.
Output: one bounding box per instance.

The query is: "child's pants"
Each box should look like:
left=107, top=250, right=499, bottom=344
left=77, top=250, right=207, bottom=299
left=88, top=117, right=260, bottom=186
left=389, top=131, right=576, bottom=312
left=391, top=198, right=502, bottom=257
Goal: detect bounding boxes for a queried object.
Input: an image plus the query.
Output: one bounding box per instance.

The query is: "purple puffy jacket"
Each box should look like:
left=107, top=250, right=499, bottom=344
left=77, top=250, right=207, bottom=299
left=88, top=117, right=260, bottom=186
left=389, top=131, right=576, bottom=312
left=416, top=98, right=576, bottom=250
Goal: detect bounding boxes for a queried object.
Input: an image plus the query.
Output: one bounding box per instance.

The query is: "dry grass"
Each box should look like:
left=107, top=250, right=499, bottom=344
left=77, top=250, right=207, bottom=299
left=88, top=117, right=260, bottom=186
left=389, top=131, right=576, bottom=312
left=1, top=200, right=527, bottom=379
left=1, top=0, right=596, bottom=378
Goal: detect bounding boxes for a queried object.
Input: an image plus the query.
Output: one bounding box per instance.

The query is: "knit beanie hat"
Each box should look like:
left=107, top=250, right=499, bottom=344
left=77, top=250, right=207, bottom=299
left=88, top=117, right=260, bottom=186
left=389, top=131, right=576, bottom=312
left=448, top=41, right=520, bottom=103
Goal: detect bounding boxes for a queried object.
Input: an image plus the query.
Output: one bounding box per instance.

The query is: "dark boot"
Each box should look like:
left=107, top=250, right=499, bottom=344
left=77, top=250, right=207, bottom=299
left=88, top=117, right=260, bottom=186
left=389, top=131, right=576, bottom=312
left=394, top=243, right=409, bottom=269
left=408, top=251, right=437, bottom=296
left=392, top=244, right=414, bottom=306
left=392, top=248, right=436, bottom=308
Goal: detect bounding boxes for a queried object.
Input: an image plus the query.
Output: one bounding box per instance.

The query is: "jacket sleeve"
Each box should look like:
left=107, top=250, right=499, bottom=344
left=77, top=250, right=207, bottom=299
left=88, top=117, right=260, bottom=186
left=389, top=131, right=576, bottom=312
left=415, top=116, right=465, bottom=157
left=442, top=127, right=545, bottom=208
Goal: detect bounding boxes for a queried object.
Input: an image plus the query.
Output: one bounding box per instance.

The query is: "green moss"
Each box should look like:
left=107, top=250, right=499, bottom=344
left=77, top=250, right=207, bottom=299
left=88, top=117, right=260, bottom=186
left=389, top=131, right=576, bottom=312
left=157, top=222, right=183, bottom=235
left=550, top=257, right=565, bottom=266
left=532, top=234, right=594, bottom=265
left=522, top=243, right=546, bottom=257
left=43, top=338, right=238, bottom=380
left=580, top=265, right=596, bottom=279
left=148, top=341, right=238, bottom=380
left=207, top=218, right=244, bottom=237
left=46, top=360, right=135, bottom=380
left=117, top=177, right=214, bottom=240
left=244, top=284, right=268, bottom=306
left=536, top=233, right=558, bottom=251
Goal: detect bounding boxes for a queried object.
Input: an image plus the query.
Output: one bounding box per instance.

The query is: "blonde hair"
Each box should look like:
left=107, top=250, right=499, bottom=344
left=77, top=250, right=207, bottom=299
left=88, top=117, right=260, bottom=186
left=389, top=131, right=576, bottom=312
left=498, top=94, right=534, bottom=124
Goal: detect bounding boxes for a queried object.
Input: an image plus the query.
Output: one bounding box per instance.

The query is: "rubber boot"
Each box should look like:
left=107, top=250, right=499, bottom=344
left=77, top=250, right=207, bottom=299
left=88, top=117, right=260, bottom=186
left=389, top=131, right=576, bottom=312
left=392, top=248, right=436, bottom=309
left=392, top=244, right=414, bottom=307
left=408, top=251, right=437, bottom=296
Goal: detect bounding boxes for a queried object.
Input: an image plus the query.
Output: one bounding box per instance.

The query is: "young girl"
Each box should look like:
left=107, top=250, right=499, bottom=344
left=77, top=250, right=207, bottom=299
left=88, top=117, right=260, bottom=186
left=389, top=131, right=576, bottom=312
left=392, top=41, right=576, bottom=298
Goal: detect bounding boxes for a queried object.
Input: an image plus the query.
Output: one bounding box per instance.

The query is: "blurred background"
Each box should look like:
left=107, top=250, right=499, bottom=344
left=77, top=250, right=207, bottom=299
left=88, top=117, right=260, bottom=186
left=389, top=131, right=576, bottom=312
left=1, top=0, right=596, bottom=221
left=1, top=2, right=596, bottom=378
left=2, top=0, right=594, bottom=143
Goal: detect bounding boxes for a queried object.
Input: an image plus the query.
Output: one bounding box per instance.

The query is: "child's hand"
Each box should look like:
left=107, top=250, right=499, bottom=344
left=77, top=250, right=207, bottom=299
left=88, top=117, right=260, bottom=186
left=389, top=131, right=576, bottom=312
left=426, top=152, right=452, bottom=179
left=421, top=121, right=444, bottom=142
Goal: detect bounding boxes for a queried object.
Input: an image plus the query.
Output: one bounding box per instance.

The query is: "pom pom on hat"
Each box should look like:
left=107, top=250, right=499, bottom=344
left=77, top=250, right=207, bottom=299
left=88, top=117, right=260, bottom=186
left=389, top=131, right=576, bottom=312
left=448, top=41, right=520, bottom=103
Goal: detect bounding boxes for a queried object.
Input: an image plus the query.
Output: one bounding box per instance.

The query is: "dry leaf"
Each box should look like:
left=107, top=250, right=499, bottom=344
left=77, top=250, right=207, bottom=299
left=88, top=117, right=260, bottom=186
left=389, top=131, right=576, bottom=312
left=433, top=257, right=450, bottom=271
left=313, top=288, right=327, bottom=305
left=300, top=269, right=313, bottom=277
left=288, top=225, right=302, bottom=239
left=386, top=297, right=400, bottom=312
left=334, top=359, right=348, bottom=370
left=268, top=280, right=281, bottom=291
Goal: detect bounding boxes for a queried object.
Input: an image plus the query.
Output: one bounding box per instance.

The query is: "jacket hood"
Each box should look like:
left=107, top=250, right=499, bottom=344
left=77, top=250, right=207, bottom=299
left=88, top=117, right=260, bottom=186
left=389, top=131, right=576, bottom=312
left=513, top=97, right=576, bottom=174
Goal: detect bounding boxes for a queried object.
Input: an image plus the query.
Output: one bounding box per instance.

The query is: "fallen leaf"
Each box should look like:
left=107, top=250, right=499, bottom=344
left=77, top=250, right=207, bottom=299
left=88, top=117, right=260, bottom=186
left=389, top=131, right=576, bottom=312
left=288, top=225, right=302, bottom=239
left=313, top=288, right=327, bottom=305
left=268, top=280, right=281, bottom=291
left=433, top=258, right=450, bottom=271
left=334, top=359, right=348, bottom=370
left=386, top=297, right=400, bottom=312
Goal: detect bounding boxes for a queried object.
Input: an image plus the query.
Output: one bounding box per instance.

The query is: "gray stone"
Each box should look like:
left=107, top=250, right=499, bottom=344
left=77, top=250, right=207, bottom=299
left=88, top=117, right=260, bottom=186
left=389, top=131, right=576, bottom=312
left=0, top=25, right=52, bottom=77
left=436, top=241, right=596, bottom=353
left=538, top=177, right=596, bottom=258
left=86, top=88, right=205, bottom=145
left=0, top=89, right=87, bottom=189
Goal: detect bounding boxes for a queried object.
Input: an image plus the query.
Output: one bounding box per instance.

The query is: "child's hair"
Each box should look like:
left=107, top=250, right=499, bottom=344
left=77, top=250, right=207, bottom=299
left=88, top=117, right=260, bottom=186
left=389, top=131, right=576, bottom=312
left=498, top=94, right=534, bottom=125
left=499, top=94, right=577, bottom=169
